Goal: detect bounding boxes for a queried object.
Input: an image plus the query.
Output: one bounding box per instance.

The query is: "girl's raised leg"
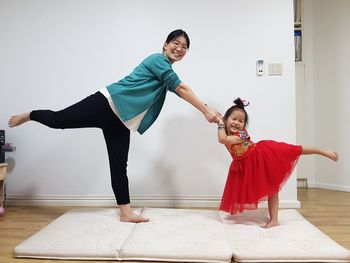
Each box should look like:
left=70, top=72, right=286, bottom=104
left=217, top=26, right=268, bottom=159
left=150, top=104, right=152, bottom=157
left=302, top=146, right=338, bottom=161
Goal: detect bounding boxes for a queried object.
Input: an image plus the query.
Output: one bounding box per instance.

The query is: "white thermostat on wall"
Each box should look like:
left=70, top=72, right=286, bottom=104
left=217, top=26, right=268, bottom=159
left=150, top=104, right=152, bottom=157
left=256, top=60, right=264, bottom=76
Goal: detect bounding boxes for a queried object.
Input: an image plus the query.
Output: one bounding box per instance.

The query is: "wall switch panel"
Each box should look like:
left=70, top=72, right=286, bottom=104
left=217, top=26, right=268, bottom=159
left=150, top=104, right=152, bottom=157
left=268, top=63, right=283, bottom=75
left=256, top=60, right=264, bottom=76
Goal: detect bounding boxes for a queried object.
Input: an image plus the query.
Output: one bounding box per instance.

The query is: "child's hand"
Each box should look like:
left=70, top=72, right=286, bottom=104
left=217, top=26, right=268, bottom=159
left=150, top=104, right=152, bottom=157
left=237, top=130, right=250, bottom=140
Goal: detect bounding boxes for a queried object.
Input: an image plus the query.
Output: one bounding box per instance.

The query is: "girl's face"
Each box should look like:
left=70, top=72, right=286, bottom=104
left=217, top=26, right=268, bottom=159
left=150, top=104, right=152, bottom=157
left=163, top=36, right=188, bottom=64
left=225, top=109, right=246, bottom=134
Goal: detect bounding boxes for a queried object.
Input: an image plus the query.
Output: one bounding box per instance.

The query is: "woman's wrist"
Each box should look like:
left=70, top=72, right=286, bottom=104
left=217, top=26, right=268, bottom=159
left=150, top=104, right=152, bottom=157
left=203, top=103, right=210, bottom=114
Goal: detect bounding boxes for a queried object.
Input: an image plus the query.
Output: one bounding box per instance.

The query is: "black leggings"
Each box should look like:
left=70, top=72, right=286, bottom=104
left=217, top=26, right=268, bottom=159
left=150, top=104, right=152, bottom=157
left=30, top=91, right=131, bottom=205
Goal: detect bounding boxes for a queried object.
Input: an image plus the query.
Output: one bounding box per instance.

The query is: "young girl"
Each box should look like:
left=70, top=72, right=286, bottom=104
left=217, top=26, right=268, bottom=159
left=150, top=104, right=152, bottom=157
left=217, top=98, right=338, bottom=228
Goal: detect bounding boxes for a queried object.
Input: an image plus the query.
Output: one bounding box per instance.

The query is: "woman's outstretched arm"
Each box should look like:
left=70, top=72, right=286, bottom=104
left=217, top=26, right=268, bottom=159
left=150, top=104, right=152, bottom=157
left=175, top=82, right=220, bottom=123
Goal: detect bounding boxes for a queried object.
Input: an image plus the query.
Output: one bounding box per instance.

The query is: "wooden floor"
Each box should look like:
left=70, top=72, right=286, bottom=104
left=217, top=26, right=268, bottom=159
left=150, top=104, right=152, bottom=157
left=0, top=188, right=349, bottom=263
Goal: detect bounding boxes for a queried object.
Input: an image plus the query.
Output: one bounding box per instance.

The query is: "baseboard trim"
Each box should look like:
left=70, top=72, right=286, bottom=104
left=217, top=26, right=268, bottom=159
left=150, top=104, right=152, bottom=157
left=5, top=195, right=301, bottom=208
left=311, top=183, right=350, bottom=192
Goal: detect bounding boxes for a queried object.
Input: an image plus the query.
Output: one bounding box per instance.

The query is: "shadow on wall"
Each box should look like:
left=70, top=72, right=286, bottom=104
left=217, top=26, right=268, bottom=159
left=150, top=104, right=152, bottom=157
left=143, top=116, right=228, bottom=202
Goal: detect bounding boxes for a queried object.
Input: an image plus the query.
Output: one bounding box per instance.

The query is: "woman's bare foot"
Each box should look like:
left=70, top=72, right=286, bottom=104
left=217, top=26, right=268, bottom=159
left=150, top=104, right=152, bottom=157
left=8, top=112, right=31, bottom=127
left=120, top=213, right=149, bottom=223
left=263, top=219, right=279, bottom=228
left=119, top=204, right=149, bottom=223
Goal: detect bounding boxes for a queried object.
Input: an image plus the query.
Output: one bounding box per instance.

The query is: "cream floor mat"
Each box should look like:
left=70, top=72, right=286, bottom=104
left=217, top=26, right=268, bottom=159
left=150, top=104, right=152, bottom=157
left=14, top=208, right=350, bottom=262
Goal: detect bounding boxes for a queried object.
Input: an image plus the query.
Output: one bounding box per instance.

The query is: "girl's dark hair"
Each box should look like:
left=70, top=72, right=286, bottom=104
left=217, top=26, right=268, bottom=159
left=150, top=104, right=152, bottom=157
left=223, top=98, right=249, bottom=128
left=165, top=29, right=190, bottom=49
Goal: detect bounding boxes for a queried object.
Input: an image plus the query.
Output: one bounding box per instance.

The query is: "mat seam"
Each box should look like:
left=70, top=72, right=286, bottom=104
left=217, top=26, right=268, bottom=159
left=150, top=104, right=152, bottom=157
left=218, top=210, right=236, bottom=263
left=117, top=206, right=145, bottom=259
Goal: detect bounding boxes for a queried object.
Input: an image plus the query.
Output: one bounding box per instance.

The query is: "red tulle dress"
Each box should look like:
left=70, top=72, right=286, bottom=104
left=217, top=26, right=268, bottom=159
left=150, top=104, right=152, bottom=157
left=219, top=129, right=302, bottom=215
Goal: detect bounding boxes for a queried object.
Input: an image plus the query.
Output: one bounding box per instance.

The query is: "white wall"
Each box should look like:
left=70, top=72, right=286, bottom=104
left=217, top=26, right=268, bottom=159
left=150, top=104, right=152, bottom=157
left=0, top=0, right=299, bottom=207
left=300, top=0, right=350, bottom=191
left=312, top=0, right=350, bottom=190
left=295, top=0, right=316, bottom=185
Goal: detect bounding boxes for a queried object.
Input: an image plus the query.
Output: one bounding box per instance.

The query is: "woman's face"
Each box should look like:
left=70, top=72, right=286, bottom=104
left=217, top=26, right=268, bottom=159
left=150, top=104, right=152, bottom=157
left=163, top=36, right=188, bottom=64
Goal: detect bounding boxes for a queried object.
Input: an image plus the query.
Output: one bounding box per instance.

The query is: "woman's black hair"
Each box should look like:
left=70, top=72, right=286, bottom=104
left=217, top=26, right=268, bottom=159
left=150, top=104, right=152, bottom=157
left=165, top=29, right=190, bottom=49
left=223, top=98, right=249, bottom=128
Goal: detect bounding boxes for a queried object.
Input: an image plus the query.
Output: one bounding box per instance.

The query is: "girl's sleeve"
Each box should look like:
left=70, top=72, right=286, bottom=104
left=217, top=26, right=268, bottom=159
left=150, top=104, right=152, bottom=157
left=143, top=54, right=182, bottom=94
left=233, top=129, right=250, bottom=140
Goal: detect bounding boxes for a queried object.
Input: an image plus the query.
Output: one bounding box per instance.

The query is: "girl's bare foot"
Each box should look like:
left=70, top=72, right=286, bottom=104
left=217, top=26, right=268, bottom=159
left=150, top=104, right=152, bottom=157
left=317, top=149, right=339, bottom=161
left=302, top=147, right=339, bottom=162
left=120, top=213, right=149, bottom=223
left=323, top=151, right=338, bottom=161
left=263, top=219, right=279, bottom=228
left=8, top=112, right=31, bottom=127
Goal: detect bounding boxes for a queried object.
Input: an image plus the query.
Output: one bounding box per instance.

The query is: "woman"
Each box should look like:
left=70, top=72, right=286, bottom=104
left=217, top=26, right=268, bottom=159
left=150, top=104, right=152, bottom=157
left=9, top=29, right=220, bottom=223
